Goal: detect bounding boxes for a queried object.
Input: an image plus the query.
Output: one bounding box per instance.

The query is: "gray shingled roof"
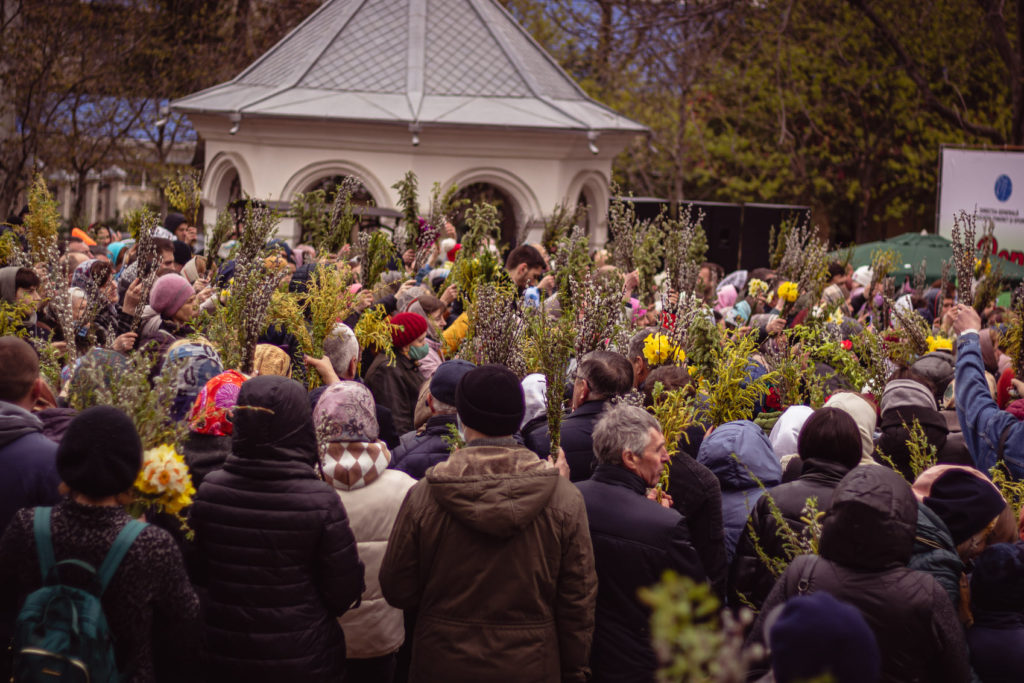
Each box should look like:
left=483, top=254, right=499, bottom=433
left=171, top=0, right=646, bottom=133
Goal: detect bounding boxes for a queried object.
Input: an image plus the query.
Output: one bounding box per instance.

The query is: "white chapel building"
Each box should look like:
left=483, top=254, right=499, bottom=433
left=171, top=0, right=646, bottom=246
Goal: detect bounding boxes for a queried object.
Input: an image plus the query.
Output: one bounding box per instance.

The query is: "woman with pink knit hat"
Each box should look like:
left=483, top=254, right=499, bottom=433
left=137, top=273, right=197, bottom=352
left=364, top=311, right=429, bottom=435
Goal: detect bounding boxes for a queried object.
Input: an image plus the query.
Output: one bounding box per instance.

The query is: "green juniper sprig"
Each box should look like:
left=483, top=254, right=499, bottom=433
left=524, top=302, right=575, bottom=458
left=393, top=171, right=421, bottom=254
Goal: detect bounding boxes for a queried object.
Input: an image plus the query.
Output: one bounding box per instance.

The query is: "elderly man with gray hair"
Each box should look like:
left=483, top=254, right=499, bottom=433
left=305, top=323, right=401, bottom=448
left=576, top=403, right=705, bottom=683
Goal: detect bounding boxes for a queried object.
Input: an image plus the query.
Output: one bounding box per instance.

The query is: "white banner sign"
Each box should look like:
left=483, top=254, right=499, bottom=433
left=938, top=147, right=1024, bottom=264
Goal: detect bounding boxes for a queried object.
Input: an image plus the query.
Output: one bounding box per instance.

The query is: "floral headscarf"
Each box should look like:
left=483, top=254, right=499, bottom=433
left=166, top=342, right=224, bottom=422
left=314, top=382, right=389, bottom=491
left=70, top=259, right=99, bottom=291
left=188, top=369, right=247, bottom=436
left=314, top=381, right=379, bottom=442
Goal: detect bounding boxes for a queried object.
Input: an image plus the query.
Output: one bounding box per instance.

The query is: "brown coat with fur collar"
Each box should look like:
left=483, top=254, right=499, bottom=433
left=380, top=440, right=597, bottom=683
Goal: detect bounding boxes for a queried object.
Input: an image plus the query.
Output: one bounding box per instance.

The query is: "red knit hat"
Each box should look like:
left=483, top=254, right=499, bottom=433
left=390, top=312, right=428, bottom=348
left=997, top=367, right=1015, bottom=409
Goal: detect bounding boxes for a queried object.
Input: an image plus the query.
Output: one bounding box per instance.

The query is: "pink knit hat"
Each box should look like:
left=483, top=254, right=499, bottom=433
left=149, top=274, right=193, bottom=318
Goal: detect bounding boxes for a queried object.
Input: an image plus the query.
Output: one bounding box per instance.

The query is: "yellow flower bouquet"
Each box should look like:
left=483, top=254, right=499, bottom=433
left=128, top=444, right=196, bottom=532
left=777, top=281, right=799, bottom=303
left=926, top=335, right=953, bottom=354
left=643, top=333, right=686, bottom=367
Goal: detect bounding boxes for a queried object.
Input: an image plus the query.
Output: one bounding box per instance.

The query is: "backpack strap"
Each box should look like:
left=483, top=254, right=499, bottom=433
left=96, top=520, right=146, bottom=594
left=32, top=507, right=56, bottom=582
left=796, top=555, right=819, bottom=596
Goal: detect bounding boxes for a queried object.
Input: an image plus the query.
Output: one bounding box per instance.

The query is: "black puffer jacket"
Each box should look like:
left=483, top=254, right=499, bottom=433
left=190, top=376, right=365, bottom=681
left=728, top=457, right=850, bottom=610
left=748, top=466, right=970, bottom=683
left=667, top=451, right=727, bottom=600
left=576, top=464, right=704, bottom=683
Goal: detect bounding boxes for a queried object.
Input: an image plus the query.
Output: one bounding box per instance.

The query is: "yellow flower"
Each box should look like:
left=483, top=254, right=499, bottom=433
left=826, top=307, right=844, bottom=325
left=777, top=281, right=799, bottom=303
left=974, top=258, right=992, bottom=277
left=926, top=335, right=953, bottom=353
left=747, top=278, right=769, bottom=298
left=133, top=444, right=195, bottom=515
left=642, top=333, right=686, bottom=367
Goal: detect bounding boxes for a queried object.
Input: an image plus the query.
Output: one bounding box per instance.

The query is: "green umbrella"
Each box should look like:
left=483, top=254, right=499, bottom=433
left=828, top=231, right=1024, bottom=284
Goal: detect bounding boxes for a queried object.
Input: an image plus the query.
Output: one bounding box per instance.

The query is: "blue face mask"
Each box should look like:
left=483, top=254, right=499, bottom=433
left=408, top=343, right=429, bottom=361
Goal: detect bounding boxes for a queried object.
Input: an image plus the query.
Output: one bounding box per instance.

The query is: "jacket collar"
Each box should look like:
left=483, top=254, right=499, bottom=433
left=797, top=457, right=851, bottom=485
left=569, top=399, right=609, bottom=418
left=590, top=463, right=648, bottom=495
left=465, top=435, right=519, bottom=449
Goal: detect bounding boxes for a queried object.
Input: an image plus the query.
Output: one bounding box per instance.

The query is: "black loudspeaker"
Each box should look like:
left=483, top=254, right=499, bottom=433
left=618, top=199, right=810, bottom=272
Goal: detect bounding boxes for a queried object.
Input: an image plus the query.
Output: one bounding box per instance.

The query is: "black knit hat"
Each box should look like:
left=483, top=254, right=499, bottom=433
left=163, top=212, right=187, bottom=234
left=971, top=541, right=1024, bottom=612
left=924, top=469, right=1006, bottom=545
left=455, top=364, right=524, bottom=437
left=57, top=406, right=142, bottom=497
left=172, top=239, right=192, bottom=266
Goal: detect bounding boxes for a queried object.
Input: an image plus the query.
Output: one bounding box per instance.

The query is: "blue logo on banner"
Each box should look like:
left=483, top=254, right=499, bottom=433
left=995, top=174, right=1013, bottom=202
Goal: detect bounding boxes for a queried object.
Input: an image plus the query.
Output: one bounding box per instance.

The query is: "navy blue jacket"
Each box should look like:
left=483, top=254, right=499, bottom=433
left=576, top=464, right=704, bottom=683
left=527, top=400, right=609, bottom=481
left=390, top=414, right=457, bottom=479
left=0, top=402, right=60, bottom=533
left=968, top=612, right=1024, bottom=683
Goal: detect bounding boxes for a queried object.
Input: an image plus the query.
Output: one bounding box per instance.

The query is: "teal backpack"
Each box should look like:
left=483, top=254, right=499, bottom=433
left=12, top=507, right=146, bottom=683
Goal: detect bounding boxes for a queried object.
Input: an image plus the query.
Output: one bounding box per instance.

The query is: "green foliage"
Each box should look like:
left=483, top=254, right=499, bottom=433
left=682, top=312, right=721, bottom=380
left=990, top=464, right=1024, bottom=520
left=0, top=229, right=26, bottom=266
left=359, top=230, right=398, bottom=290
left=447, top=248, right=506, bottom=307
left=353, top=304, right=395, bottom=371
left=525, top=305, right=577, bottom=457
left=696, top=332, right=776, bottom=427
left=67, top=352, right=186, bottom=449
left=163, top=168, right=202, bottom=228
left=393, top=171, right=421, bottom=253
left=427, top=182, right=469, bottom=234
left=292, top=177, right=365, bottom=255
left=306, top=266, right=356, bottom=358
left=24, top=175, right=59, bottom=262
left=205, top=209, right=234, bottom=269
left=195, top=202, right=282, bottom=373
left=550, top=224, right=592, bottom=306
left=462, top=202, right=501, bottom=254
left=904, top=417, right=938, bottom=481
left=0, top=298, right=32, bottom=338
left=540, top=203, right=581, bottom=257
left=649, top=381, right=698, bottom=459
left=638, top=571, right=760, bottom=682
left=441, top=421, right=465, bottom=452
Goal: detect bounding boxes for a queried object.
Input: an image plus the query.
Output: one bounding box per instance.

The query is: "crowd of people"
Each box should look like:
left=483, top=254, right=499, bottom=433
left=1, top=203, right=1024, bottom=683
